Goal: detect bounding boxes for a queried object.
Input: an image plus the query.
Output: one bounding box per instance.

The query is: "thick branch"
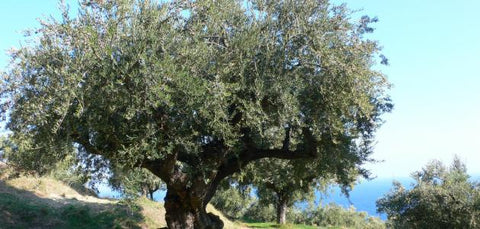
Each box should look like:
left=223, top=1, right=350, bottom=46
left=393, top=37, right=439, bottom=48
left=204, top=127, right=318, bottom=205
left=143, top=152, right=184, bottom=185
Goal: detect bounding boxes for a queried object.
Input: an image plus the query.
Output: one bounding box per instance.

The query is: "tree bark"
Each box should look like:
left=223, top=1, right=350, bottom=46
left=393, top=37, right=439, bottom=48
left=164, top=187, right=224, bottom=229
left=149, top=190, right=154, bottom=201
left=142, top=187, right=149, bottom=199
left=277, top=197, right=287, bottom=225
left=142, top=127, right=318, bottom=228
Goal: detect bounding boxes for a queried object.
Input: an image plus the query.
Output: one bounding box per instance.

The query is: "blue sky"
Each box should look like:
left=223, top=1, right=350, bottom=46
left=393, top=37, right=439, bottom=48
left=1, top=0, right=479, bottom=178
left=339, top=0, right=480, bottom=177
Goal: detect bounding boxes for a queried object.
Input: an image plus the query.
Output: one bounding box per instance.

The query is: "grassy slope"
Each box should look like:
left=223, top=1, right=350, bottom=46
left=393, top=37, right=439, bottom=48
left=0, top=165, right=342, bottom=229
left=0, top=165, right=238, bottom=229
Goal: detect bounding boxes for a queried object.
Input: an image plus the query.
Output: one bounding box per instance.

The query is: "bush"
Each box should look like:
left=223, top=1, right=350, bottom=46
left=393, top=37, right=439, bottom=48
left=242, top=202, right=276, bottom=222
left=210, top=184, right=254, bottom=219
left=296, top=203, right=385, bottom=229
left=377, top=158, right=480, bottom=228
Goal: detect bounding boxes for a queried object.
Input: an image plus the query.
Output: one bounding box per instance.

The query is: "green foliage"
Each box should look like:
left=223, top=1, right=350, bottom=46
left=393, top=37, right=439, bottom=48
left=240, top=155, right=359, bottom=225
left=377, top=157, right=480, bottom=228
left=245, top=159, right=319, bottom=204
left=0, top=0, right=391, bottom=226
left=1, top=135, right=109, bottom=194
left=242, top=222, right=319, bottom=229
left=242, top=202, right=384, bottom=229
left=0, top=136, right=62, bottom=175
left=0, top=192, right=142, bottom=229
left=241, top=158, right=321, bottom=224
left=243, top=202, right=277, bottom=223
left=1, top=0, right=391, bottom=175
left=109, top=166, right=164, bottom=200
left=294, top=204, right=385, bottom=229
left=48, top=154, right=97, bottom=194
left=210, top=181, right=254, bottom=219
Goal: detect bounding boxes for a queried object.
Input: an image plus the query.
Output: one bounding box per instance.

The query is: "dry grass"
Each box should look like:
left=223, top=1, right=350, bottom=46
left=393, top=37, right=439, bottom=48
left=0, top=167, right=239, bottom=228
left=206, top=204, right=242, bottom=229
left=135, top=197, right=167, bottom=228
left=6, top=176, right=113, bottom=205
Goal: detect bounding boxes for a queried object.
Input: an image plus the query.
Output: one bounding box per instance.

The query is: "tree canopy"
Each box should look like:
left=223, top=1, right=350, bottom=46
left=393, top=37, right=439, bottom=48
left=1, top=0, right=391, bottom=228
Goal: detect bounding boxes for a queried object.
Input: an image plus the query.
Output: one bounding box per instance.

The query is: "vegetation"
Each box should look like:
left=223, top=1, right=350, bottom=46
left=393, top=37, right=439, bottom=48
left=295, top=204, right=385, bottom=229
left=377, top=158, right=480, bottom=228
left=241, top=146, right=361, bottom=225
left=211, top=180, right=384, bottom=228
left=242, top=159, right=320, bottom=224
left=1, top=164, right=382, bottom=229
left=210, top=181, right=254, bottom=219
left=0, top=173, right=149, bottom=228
left=241, top=202, right=384, bottom=229
left=0, top=159, right=388, bottom=229
left=0, top=0, right=390, bottom=227
left=242, top=222, right=318, bottom=229
left=109, top=166, right=164, bottom=200
left=0, top=165, right=239, bottom=228
left=0, top=193, right=140, bottom=229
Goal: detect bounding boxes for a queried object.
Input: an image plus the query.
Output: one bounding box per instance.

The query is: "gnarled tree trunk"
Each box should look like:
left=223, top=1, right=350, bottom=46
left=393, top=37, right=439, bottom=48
left=144, top=129, right=318, bottom=229
left=164, top=187, right=223, bottom=229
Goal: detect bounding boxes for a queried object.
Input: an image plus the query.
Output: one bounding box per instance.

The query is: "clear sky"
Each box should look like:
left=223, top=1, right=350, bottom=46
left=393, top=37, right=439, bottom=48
left=338, top=0, right=480, bottom=178
left=1, top=0, right=479, bottom=178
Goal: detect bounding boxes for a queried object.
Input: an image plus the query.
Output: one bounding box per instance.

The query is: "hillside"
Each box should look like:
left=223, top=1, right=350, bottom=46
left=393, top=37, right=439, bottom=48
left=0, top=163, right=238, bottom=229
left=0, top=164, right=377, bottom=229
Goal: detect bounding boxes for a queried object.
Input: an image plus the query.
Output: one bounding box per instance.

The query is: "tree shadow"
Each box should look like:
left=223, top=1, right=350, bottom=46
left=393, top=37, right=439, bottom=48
left=0, top=179, right=145, bottom=229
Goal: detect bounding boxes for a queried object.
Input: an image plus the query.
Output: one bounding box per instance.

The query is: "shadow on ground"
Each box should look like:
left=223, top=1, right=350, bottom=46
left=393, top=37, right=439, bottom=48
left=0, top=179, right=145, bottom=229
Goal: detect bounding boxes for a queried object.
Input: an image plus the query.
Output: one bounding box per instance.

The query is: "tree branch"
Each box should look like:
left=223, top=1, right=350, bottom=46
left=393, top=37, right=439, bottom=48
left=204, top=127, right=318, bottom=206
left=143, top=152, right=186, bottom=185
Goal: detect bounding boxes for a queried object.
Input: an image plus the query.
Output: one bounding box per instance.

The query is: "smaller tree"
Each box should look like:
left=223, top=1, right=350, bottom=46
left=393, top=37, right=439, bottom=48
left=241, top=156, right=358, bottom=225
left=240, top=127, right=365, bottom=225
left=210, top=180, right=254, bottom=219
left=377, top=157, right=480, bottom=228
left=0, top=135, right=107, bottom=193
left=243, top=159, right=317, bottom=224
left=109, top=166, right=164, bottom=201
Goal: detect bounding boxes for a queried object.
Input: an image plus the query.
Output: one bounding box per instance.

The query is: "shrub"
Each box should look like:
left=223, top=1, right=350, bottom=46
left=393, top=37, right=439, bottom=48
left=377, top=158, right=480, bottom=228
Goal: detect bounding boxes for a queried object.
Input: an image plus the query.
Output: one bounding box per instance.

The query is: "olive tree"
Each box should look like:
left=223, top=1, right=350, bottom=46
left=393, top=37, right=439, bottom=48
left=377, top=158, right=480, bottom=228
left=242, top=112, right=378, bottom=225
left=109, top=166, right=164, bottom=200
left=243, top=159, right=326, bottom=225
left=1, top=0, right=391, bottom=228
left=210, top=180, right=254, bottom=220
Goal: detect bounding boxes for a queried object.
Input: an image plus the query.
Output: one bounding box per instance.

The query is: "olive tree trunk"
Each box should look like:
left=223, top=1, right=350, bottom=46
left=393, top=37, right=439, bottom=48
left=164, top=188, right=223, bottom=229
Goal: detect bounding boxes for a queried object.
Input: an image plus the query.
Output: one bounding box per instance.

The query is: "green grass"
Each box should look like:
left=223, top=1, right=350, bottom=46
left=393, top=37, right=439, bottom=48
left=243, top=222, right=339, bottom=229
left=0, top=191, right=143, bottom=229
left=0, top=169, right=367, bottom=229
left=0, top=192, right=57, bottom=228
left=0, top=172, right=239, bottom=228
